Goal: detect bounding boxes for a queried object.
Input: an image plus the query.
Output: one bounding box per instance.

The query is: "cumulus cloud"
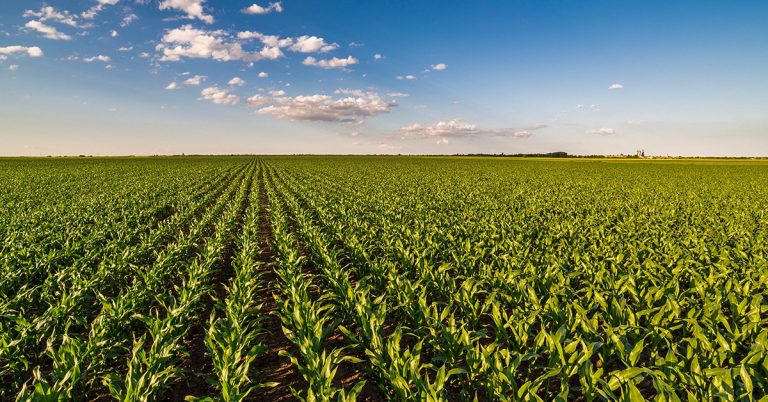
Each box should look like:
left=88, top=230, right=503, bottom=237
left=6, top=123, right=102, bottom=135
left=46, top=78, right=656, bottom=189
left=237, top=32, right=294, bottom=52
left=258, top=71, right=268, bottom=78
left=608, top=83, right=623, bottom=90
left=302, top=56, right=357, bottom=69
left=120, top=13, right=137, bottom=27
left=248, top=89, right=394, bottom=123
left=159, top=0, right=213, bottom=24
left=228, top=77, right=246, bottom=86
left=165, top=82, right=179, bottom=90
left=23, top=6, right=79, bottom=27
left=200, top=86, right=239, bottom=104
left=396, top=74, right=416, bottom=80
left=157, top=25, right=281, bottom=62
left=373, top=53, right=382, bottom=60
left=589, top=127, right=616, bottom=135
left=9, top=64, right=19, bottom=71
left=83, top=54, right=111, bottom=62
left=242, top=2, right=283, bottom=15
left=0, top=45, right=44, bottom=61
left=431, top=63, right=447, bottom=71
left=399, top=120, right=543, bottom=140
left=183, top=74, right=206, bottom=85
left=290, top=35, right=337, bottom=53
left=117, top=46, right=133, bottom=51
left=25, top=20, right=71, bottom=40
left=110, top=30, right=118, bottom=37
left=269, top=89, right=285, bottom=96
left=82, top=0, right=120, bottom=20
left=237, top=32, right=339, bottom=54
left=245, top=94, right=272, bottom=107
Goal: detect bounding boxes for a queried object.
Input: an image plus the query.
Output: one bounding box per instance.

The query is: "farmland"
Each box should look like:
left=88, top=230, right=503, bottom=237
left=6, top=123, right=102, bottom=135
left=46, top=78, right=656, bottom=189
left=1, top=156, right=767, bottom=401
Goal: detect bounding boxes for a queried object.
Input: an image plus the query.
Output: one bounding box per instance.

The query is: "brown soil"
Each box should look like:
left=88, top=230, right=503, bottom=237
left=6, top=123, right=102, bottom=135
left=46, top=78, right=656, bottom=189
left=248, top=164, right=305, bottom=402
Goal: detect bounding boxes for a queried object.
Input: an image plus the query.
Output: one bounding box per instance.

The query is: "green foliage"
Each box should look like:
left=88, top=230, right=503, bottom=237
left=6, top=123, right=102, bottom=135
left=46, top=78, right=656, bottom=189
left=2, top=156, right=768, bottom=401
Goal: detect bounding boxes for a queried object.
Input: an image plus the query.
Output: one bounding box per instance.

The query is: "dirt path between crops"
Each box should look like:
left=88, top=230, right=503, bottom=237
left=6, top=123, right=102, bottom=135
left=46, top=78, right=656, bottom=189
left=248, top=163, right=305, bottom=402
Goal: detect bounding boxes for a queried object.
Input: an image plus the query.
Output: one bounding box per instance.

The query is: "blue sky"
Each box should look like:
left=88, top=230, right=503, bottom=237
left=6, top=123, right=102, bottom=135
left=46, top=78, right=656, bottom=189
left=1, top=0, right=767, bottom=156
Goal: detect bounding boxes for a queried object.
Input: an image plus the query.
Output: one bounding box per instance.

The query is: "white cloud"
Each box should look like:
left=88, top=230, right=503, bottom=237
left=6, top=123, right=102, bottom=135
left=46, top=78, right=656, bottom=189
left=400, top=120, right=542, bottom=139
left=9, top=64, right=19, bottom=71
left=387, top=92, right=409, bottom=97
left=183, top=74, right=206, bottom=85
left=431, top=63, right=447, bottom=71
left=576, top=104, right=585, bottom=109
left=83, top=54, right=111, bottom=62
left=257, top=46, right=282, bottom=60
left=120, top=14, right=137, bottom=27
left=110, top=30, right=118, bottom=37
left=159, top=0, right=213, bottom=24
left=157, top=25, right=279, bottom=62
left=242, top=2, right=283, bottom=15
left=436, top=137, right=449, bottom=145
left=373, top=53, right=382, bottom=60
left=258, top=71, right=268, bottom=78
left=290, top=35, right=338, bottom=53
left=302, top=56, right=358, bottom=69
left=237, top=32, right=294, bottom=49
left=0, top=45, right=44, bottom=61
left=609, top=83, right=623, bottom=90
left=269, top=89, right=285, bottom=96
left=245, top=94, right=272, bottom=107
left=200, top=86, right=239, bottom=104
left=626, top=120, right=641, bottom=125
left=117, top=46, right=133, bottom=51
left=138, top=51, right=150, bottom=58
left=25, top=20, right=71, bottom=40
left=589, top=127, right=616, bottom=135
left=23, top=6, right=79, bottom=27
left=82, top=0, right=120, bottom=20
left=228, top=77, right=246, bottom=86
left=396, top=74, right=416, bottom=80
left=165, top=82, right=179, bottom=90
left=237, top=32, right=337, bottom=54
left=249, top=89, right=394, bottom=123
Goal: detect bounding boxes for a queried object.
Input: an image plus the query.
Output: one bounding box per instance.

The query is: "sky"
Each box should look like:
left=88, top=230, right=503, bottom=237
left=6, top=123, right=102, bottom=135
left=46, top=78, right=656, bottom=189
left=1, top=0, right=767, bottom=156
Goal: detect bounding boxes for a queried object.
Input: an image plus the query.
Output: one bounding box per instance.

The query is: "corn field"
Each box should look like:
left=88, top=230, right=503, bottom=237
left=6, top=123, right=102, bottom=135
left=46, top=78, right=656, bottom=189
left=1, top=156, right=767, bottom=401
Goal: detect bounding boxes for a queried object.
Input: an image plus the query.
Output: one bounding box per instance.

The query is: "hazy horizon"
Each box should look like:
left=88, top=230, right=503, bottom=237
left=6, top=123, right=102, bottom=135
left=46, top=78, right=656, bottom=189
left=2, top=1, right=767, bottom=156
